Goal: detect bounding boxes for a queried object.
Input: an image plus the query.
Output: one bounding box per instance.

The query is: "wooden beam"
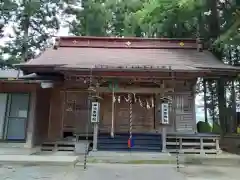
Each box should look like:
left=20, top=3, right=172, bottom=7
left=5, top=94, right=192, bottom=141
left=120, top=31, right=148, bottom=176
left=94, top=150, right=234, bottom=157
left=96, top=86, right=174, bottom=94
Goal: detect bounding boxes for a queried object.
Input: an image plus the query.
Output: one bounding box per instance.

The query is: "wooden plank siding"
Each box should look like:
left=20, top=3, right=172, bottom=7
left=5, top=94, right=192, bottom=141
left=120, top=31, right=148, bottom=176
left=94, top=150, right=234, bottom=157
left=45, top=80, right=197, bottom=141
left=173, top=93, right=196, bottom=132
left=62, top=91, right=93, bottom=134
left=100, top=94, right=155, bottom=133
left=47, top=88, right=64, bottom=141
left=0, top=82, right=37, bottom=93
left=34, top=89, right=51, bottom=144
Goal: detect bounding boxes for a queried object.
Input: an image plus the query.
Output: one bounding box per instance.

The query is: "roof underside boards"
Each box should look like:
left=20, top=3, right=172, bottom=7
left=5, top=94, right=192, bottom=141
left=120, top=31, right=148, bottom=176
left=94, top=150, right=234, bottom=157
left=19, top=47, right=239, bottom=72
left=0, top=69, right=23, bottom=79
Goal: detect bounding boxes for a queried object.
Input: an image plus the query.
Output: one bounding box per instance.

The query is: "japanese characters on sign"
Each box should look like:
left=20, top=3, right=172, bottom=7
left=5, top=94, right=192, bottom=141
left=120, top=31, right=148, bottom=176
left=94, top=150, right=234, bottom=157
left=91, top=102, right=100, bottom=123
left=161, top=103, right=169, bottom=124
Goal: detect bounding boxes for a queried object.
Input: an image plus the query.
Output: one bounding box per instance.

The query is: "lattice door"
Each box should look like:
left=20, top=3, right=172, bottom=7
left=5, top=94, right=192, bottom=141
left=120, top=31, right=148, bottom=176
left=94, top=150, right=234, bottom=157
left=63, top=91, right=93, bottom=135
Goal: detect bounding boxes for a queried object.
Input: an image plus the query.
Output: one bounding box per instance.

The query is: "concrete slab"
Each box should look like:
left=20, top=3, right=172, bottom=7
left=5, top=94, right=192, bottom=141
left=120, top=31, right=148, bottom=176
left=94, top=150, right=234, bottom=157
left=87, top=151, right=240, bottom=166
left=0, top=155, right=79, bottom=166
left=0, top=143, right=40, bottom=155
left=0, top=164, right=186, bottom=180
left=0, top=149, right=239, bottom=167
left=89, top=151, right=174, bottom=160
left=0, top=163, right=239, bottom=180
left=184, top=153, right=240, bottom=166
left=182, top=165, right=240, bottom=180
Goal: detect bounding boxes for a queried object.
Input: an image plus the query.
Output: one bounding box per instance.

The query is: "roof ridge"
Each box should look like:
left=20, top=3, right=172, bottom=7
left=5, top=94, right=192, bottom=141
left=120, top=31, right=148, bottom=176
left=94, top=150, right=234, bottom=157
left=52, top=36, right=204, bottom=51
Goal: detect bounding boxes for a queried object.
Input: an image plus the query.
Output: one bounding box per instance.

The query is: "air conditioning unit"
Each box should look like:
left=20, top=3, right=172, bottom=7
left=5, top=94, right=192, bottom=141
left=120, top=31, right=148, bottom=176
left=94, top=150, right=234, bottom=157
left=91, top=102, right=100, bottom=123
left=161, top=103, right=169, bottom=124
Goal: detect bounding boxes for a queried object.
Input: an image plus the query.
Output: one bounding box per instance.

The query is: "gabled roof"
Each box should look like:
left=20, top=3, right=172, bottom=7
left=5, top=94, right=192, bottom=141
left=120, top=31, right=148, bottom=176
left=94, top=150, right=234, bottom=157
left=16, top=36, right=240, bottom=73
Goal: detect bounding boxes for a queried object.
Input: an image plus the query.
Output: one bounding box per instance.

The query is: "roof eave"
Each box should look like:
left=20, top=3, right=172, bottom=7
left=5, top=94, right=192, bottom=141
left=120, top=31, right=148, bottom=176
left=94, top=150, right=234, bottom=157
left=0, top=79, right=53, bottom=84
left=55, top=66, right=209, bottom=73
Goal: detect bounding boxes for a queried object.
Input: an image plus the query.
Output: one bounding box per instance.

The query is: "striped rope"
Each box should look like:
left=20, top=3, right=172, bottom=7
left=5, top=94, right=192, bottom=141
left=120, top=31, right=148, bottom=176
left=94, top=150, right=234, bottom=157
left=83, top=67, right=93, bottom=170
left=129, top=94, right=133, bottom=139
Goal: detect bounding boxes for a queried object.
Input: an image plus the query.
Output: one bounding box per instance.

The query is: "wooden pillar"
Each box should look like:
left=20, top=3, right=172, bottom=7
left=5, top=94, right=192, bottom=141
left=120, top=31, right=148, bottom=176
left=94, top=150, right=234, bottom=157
left=162, top=126, right=167, bottom=152
left=24, top=91, right=37, bottom=148
left=200, top=137, right=205, bottom=155
left=179, top=138, right=183, bottom=150
left=93, top=123, right=98, bottom=151
left=192, top=81, right=197, bottom=132
left=215, top=138, right=220, bottom=153
left=92, top=86, right=101, bottom=151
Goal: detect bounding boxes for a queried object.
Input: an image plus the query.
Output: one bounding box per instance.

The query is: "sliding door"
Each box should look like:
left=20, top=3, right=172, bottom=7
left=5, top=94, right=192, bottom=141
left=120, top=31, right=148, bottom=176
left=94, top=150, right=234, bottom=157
left=5, top=93, right=30, bottom=140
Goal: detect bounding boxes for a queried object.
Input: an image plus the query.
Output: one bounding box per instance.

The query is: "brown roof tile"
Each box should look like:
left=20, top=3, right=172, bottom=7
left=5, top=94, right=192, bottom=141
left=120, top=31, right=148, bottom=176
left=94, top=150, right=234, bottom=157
left=23, top=47, right=239, bottom=72
left=16, top=36, right=239, bottom=73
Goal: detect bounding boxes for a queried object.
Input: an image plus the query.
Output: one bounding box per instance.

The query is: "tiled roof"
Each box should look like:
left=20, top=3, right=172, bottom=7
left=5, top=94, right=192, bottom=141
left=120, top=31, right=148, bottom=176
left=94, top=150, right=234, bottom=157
left=23, top=47, right=238, bottom=71
left=17, top=36, right=239, bottom=72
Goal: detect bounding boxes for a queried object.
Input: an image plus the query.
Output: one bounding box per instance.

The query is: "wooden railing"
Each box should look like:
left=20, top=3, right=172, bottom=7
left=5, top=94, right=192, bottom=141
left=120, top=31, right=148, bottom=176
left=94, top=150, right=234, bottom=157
left=166, top=133, right=221, bottom=154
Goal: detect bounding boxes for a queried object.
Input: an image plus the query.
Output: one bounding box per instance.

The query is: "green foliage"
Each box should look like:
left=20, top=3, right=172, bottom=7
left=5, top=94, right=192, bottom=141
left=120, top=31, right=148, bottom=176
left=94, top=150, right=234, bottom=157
left=0, top=0, right=18, bottom=38
left=64, top=0, right=145, bottom=37
left=0, top=0, right=60, bottom=65
left=212, top=122, right=222, bottom=134
left=64, top=0, right=111, bottom=36
left=197, top=121, right=212, bottom=133
left=134, top=0, right=203, bottom=38
left=107, top=0, right=145, bottom=37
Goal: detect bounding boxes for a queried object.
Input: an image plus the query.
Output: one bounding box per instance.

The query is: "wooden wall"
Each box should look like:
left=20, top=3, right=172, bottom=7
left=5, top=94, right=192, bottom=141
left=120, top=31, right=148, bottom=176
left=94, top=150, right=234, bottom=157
left=100, top=94, right=155, bottom=133
left=0, top=82, right=37, bottom=93
left=47, top=87, right=64, bottom=141
left=45, top=79, right=197, bottom=141
left=99, top=80, right=196, bottom=134
left=173, top=92, right=196, bottom=132
left=62, top=91, right=93, bottom=134
left=156, top=92, right=196, bottom=133
left=47, top=90, right=94, bottom=141
left=34, top=89, right=51, bottom=144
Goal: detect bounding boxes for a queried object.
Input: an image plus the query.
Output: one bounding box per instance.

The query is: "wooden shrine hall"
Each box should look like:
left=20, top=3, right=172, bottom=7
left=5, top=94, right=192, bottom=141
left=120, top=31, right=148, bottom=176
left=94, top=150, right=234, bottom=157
left=14, top=36, right=239, bottom=154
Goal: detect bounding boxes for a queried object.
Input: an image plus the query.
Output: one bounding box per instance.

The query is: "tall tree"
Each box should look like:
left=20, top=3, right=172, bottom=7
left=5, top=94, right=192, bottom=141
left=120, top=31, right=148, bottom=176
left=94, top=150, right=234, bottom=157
left=64, top=0, right=145, bottom=37
left=64, top=0, right=111, bottom=36
left=0, top=0, right=17, bottom=38
left=1, top=0, right=60, bottom=65
left=136, top=0, right=240, bottom=132
left=0, top=0, right=18, bottom=67
left=107, top=0, right=145, bottom=37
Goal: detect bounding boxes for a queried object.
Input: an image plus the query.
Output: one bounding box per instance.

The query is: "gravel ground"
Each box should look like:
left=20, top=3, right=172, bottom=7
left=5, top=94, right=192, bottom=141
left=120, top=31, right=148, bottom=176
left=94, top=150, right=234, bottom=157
left=182, top=165, right=240, bottom=180
left=0, top=163, right=238, bottom=180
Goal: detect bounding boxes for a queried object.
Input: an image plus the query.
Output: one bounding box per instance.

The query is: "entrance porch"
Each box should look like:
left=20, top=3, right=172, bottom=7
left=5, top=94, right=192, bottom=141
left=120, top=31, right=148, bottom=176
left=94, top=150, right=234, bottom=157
left=38, top=79, right=198, bottom=153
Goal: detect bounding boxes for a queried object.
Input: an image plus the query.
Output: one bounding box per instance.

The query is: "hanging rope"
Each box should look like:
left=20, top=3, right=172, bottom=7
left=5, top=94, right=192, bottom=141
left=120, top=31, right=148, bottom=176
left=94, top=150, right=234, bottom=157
left=111, top=85, right=115, bottom=138
left=83, top=67, right=93, bottom=170
left=128, top=93, right=133, bottom=148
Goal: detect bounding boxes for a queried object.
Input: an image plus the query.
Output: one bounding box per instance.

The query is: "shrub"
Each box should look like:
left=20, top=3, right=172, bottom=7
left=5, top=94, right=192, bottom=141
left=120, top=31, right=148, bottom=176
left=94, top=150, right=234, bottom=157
left=212, top=122, right=222, bottom=134
left=197, top=121, right=212, bottom=133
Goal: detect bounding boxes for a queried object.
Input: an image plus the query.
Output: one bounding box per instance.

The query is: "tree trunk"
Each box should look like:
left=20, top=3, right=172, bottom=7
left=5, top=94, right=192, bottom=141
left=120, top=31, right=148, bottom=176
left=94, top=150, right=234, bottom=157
left=210, top=81, right=216, bottom=123
left=22, top=0, right=30, bottom=62
left=217, top=79, right=226, bottom=134
left=207, top=0, right=226, bottom=134
left=203, top=79, right=208, bottom=123
left=231, top=80, right=237, bottom=132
